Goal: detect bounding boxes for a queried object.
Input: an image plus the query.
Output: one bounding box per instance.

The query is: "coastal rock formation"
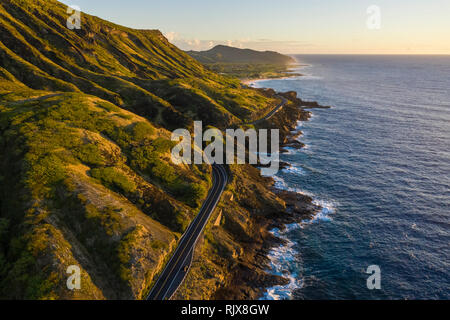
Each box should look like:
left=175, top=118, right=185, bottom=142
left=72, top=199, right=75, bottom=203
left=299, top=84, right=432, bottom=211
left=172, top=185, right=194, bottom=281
left=0, top=0, right=326, bottom=300
left=175, top=90, right=324, bottom=300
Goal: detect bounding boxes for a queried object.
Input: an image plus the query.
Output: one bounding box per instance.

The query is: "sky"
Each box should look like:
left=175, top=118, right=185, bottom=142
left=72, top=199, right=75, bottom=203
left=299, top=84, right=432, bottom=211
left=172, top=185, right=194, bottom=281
left=60, top=0, right=450, bottom=54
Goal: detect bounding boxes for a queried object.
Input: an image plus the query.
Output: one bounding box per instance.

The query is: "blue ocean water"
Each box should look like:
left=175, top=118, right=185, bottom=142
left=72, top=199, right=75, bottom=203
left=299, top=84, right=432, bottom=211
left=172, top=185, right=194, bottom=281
left=252, top=55, right=450, bottom=300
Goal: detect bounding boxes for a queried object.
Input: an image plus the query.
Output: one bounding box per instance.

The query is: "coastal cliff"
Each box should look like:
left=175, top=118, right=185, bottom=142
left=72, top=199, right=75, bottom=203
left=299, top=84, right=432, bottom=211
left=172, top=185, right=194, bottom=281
left=0, top=0, right=327, bottom=300
left=175, top=90, right=324, bottom=300
left=0, top=0, right=279, bottom=299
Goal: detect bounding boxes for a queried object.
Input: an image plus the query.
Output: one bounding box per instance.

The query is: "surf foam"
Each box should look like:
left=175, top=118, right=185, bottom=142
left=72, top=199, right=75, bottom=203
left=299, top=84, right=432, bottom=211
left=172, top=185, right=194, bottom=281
left=260, top=172, right=336, bottom=300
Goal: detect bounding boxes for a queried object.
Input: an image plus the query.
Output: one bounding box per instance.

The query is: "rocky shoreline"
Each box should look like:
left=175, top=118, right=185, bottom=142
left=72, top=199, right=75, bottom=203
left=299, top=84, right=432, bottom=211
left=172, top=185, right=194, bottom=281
left=174, top=89, right=329, bottom=300
left=213, top=91, right=329, bottom=300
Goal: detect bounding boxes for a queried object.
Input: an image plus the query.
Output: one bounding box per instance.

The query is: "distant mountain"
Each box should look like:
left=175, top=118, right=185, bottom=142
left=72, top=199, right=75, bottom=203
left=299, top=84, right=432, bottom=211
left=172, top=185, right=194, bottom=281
left=187, top=45, right=295, bottom=65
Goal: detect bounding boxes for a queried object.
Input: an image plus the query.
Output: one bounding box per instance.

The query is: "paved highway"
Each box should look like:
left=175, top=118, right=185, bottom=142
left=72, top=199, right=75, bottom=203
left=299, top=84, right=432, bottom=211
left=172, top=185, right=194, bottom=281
left=147, top=164, right=228, bottom=300
left=147, top=96, right=288, bottom=300
left=251, top=96, right=287, bottom=125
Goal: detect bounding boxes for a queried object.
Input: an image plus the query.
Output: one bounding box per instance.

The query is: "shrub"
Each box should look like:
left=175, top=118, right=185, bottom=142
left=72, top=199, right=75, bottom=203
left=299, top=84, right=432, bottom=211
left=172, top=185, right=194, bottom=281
left=106, top=127, right=132, bottom=149
left=151, top=162, right=177, bottom=185
left=152, top=137, right=174, bottom=154
left=73, top=143, right=105, bottom=166
left=130, top=146, right=177, bottom=185
left=85, top=204, right=122, bottom=236
left=188, top=183, right=207, bottom=201
left=173, top=182, right=207, bottom=208
left=116, top=226, right=142, bottom=283
left=150, top=240, right=167, bottom=250
left=97, top=101, right=120, bottom=113
left=130, top=122, right=155, bottom=142
left=90, top=167, right=136, bottom=194
left=25, top=154, right=67, bottom=197
left=130, top=145, right=157, bottom=171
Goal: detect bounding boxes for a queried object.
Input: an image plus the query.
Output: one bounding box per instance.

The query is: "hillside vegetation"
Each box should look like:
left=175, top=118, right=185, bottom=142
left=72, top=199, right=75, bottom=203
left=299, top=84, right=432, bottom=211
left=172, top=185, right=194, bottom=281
left=0, top=0, right=277, bottom=127
left=0, top=0, right=280, bottom=299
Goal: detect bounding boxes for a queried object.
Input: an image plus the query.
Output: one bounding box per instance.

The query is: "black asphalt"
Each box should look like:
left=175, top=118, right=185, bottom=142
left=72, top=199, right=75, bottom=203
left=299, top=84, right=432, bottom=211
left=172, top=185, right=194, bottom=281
left=147, top=97, right=288, bottom=300
left=251, top=96, right=287, bottom=125
left=147, top=164, right=228, bottom=300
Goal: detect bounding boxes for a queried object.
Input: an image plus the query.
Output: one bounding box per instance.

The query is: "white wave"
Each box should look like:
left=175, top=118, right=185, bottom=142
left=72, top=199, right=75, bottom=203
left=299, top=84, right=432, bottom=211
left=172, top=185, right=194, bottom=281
left=260, top=172, right=336, bottom=300
left=282, top=147, right=297, bottom=155
left=271, top=175, right=314, bottom=197
left=261, top=272, right=303, bottom=300
left=271, top=179, right=336, bottom=225
left=260, top=187, right=336, bottom=300
left=255, top=108, right=336, bottom=300
left=282, top=165, right=305, bottom=176
left=301, top=199, right=336, bottom=226
left=273, top=175, right=288, bottom=190
left=260, top=234, right=303, bottom=300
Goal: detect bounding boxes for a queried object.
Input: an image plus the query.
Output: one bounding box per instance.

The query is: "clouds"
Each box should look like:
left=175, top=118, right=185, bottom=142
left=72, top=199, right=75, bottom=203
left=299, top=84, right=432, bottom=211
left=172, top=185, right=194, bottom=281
left=163, top=31, right=313, bottom=53
left=163, top=31, right=212, bottom=50
left=60, top=0, right=450, bottom=55
left=164, top=31, right=178, bottom=42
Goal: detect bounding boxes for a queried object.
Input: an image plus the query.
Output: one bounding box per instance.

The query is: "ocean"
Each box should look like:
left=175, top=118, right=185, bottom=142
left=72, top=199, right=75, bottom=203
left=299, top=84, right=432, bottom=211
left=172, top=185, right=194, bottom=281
left=251, top=55, right=450, bottom=300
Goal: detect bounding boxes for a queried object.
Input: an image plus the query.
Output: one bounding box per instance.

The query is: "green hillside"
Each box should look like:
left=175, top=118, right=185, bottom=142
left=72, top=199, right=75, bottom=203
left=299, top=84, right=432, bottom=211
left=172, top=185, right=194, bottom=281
left=0, top=0, right=277, bottom=127
left=0, top=0, right=279, bottom=299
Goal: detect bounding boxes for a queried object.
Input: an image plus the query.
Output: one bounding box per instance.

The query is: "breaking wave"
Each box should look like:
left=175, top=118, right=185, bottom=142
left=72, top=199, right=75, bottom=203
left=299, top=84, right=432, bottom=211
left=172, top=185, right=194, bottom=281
left=261, top=174, right=336, bottom=300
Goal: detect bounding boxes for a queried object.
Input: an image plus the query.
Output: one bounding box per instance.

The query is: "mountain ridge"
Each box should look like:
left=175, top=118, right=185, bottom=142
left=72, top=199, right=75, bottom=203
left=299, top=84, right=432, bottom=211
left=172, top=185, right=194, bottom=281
left=187, top=44, right=295, bottom=65
left=0, top=0, right=304, bottom=300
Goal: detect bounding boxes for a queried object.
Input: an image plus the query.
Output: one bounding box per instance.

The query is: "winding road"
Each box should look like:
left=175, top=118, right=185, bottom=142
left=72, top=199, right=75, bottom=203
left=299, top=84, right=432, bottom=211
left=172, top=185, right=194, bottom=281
left=250, top=96, right=287, bottom=125
left=147, top=164, right=228, bottom=300
left=147, top=95, right=288, bottom=300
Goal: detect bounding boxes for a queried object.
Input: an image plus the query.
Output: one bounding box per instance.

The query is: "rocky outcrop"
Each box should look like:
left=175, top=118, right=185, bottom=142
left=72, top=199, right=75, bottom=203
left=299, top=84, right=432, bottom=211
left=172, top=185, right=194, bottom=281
left=175, top=91, right=326, bottom=300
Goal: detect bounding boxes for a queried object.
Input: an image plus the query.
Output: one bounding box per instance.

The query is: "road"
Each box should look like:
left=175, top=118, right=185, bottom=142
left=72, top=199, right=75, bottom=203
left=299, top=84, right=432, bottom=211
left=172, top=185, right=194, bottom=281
left=147, top=96, right=288, bottom=300
left=250, top=96, right=287, bottom=125
left=147, top=164, right=228, bottom=300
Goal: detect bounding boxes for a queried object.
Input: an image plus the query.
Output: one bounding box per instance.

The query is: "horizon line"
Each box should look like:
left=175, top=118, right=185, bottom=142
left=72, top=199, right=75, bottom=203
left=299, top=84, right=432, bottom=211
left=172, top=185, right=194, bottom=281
left=283, top=53, right=450, bottom=56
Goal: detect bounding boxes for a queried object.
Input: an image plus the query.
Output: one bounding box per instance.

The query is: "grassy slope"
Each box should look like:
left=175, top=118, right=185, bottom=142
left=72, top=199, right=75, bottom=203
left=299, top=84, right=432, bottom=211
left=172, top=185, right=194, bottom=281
left=0, top=0, right=278, bottom=126
left=0, top=77, right=213, bottom=299
left=0, top=0, right=282, bottom=299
